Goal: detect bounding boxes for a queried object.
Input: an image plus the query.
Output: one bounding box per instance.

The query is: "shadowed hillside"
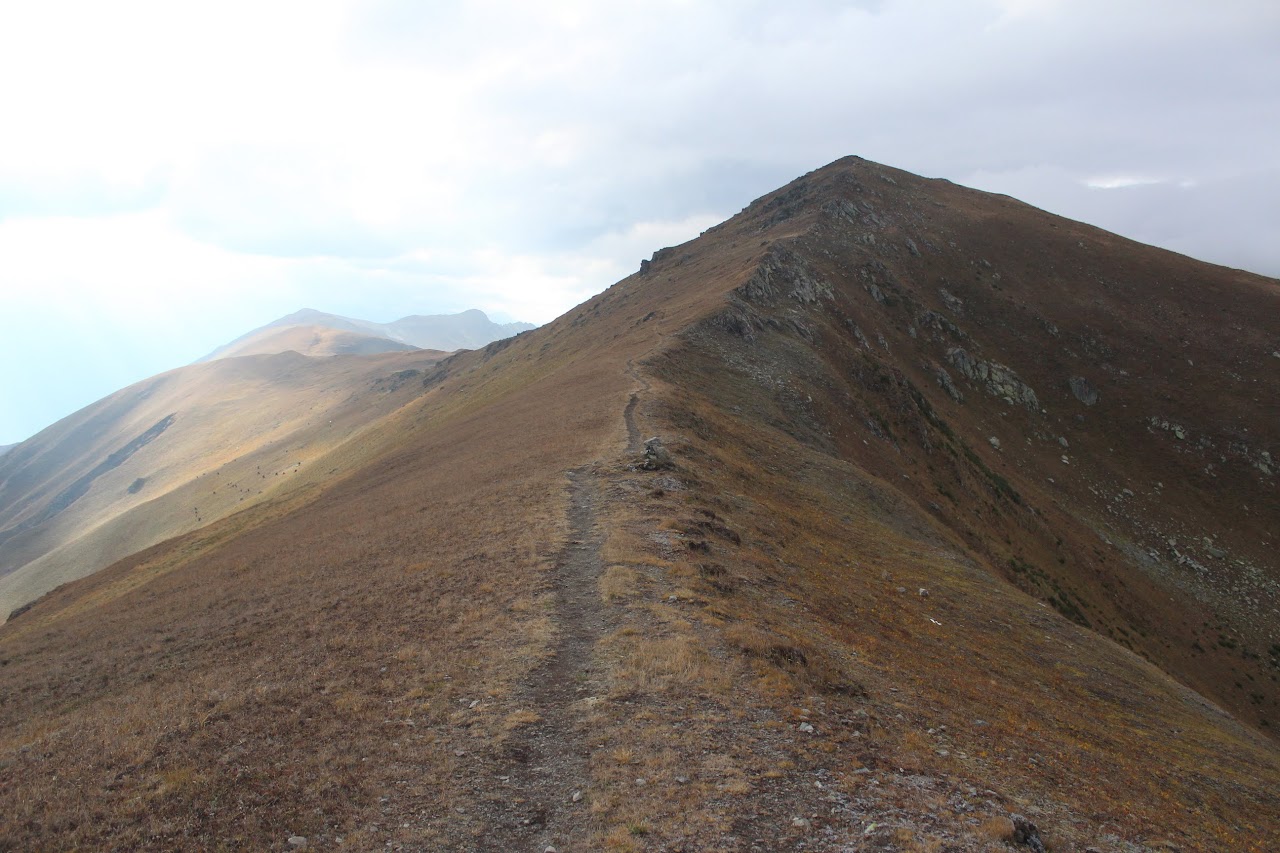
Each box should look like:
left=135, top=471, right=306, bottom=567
left=0, top=157, right=1276, bottom=851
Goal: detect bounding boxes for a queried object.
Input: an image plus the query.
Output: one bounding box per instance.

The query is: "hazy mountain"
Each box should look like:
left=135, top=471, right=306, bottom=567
left=210, top=324, right=422, bottom=360
left=1, top=157, right=1276, bottom=850
left=202, top=308, right=535, bottom=361
left=0, top=348, right=448, bottom=621
left=0, top=444, right=14, bottom=458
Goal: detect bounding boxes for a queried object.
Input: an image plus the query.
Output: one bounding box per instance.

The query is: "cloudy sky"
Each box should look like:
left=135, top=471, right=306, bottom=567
left=1, top=0, right=1277, bottom=445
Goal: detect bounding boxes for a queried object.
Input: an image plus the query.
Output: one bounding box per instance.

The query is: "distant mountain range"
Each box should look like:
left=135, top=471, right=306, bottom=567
left=201, top=308, right=536, bottom=361
left=0, top=306, right=533, bottom=619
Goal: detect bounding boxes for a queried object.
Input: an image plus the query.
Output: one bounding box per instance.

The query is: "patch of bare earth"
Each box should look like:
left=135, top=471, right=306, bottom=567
left=450, top=467, right=611, bottom=851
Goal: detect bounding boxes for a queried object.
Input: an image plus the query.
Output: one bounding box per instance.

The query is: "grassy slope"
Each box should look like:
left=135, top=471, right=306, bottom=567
left=0, top=349, right=446, bottom=620
left=0, top=157, right=1276, bottom=850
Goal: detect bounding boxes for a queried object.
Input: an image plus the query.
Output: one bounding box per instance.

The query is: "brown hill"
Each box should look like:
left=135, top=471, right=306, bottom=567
left=0, top=348, right=447, bottom=621
left=210, top=324, right=422, bottom=359
left=0, top=157, right=1276, bottom=851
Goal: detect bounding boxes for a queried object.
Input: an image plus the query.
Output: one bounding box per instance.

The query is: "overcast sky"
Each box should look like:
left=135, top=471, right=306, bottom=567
left=1, top=0, right=1277, bottom=445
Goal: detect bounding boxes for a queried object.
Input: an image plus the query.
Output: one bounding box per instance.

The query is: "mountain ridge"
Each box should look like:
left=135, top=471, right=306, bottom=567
left=1, top=155, right=1276, bottom=851
left=200, top=307, right=536, bottom=361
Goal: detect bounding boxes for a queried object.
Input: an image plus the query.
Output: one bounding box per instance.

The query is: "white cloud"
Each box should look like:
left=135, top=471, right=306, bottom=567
left=1083, top=175, right=1168, bottom=190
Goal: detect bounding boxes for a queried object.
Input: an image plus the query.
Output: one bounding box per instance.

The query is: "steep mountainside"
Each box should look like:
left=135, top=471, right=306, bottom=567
left=211, top=324, right=423, bottom=359
left=202, top=308, right=535, bottom=361
left=0, top=444, right=15, bottom=458
left=0, top=348, right=447, bottom=621
left=0, top=157, right=1276, bottom=852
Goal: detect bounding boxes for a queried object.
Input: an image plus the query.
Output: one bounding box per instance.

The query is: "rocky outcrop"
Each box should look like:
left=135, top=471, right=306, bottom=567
left=934, top=366, right=964, bottom=402
left=736, top=248, right=832, bottom=306
left=946, top=348, right=1039, bottom=411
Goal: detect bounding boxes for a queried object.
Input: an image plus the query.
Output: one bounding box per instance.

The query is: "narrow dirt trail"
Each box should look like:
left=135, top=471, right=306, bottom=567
left=482, top=468, right=608, bottom=851
left=624, top=358, right=652, bottom=455
left=481, top=362, right=652, bottom=850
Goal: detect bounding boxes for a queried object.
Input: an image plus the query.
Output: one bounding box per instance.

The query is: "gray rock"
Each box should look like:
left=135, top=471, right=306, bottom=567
left=1069, top=376, right=1100, bottom=406
left=287, top=837, right=308, bottom=849
left=935, top=366, right=964, bottom=402
left=939, top=287, right=964, bottom=315
left=946, top=347, right=1039, bottom=410
left=737, top=247, right=832, bottom=304
left=988, top=436, right=1001, bottom=450
left=642, top=437, right=673, bottom=470
left=1010, top=814, right=1045, bottom=852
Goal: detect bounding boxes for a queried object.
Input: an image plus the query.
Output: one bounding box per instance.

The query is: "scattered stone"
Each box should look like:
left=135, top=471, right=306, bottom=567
left=1058, top=436, right=1069, bottom=448
left=571, top=790, right=583, bottom=803
left=545, top=846, right=558, bottom=853
left=918, top=588, right=930, bottom=598
left=798, top=722, right=815, bottom=734
left=1010, top=814, right=1045, bottom=852
left=634, top=777, right=647, bottom=786
left=939, top=287, right=964, bottom=315
left=988, top=436, right=1001, bottom=450
left=792, top=816, right=812, bottom=830
left=1068, top=376, right=1100, bottom=406
left=676, top=775, right=689, bottom=784
left=896, top=586, right=907, bottom=594
left=1060, top=455, right=1070, bottom=464
left=287, top=837, right=308, bottom=849
left=641, top=437, right=673, bottom=470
